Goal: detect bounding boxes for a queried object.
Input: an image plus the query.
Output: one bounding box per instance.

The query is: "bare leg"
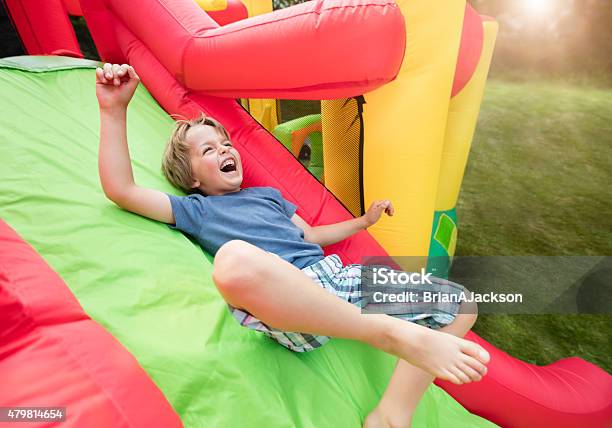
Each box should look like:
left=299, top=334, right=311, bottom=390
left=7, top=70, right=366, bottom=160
left=213, top=240, right=490, bottom=384
left=363, top=304, right=485, bottom=428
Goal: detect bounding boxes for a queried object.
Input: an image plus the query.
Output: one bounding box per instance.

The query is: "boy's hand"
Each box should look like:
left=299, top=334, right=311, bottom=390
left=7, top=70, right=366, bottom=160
left=95, top=63, right=140, bottom=110
left=363, top=200, right=394, bottom=227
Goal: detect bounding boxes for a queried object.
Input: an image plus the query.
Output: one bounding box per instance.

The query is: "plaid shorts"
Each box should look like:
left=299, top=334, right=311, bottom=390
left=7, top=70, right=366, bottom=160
left=229, top=254, right=468, bottom=352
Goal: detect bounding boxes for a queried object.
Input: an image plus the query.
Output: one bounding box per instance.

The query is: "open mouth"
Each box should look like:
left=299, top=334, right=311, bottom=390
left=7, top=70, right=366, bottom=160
left=220, top=158, right=237, bottom=173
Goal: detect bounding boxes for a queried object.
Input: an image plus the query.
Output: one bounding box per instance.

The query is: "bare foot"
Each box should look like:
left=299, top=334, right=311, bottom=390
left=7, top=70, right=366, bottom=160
left=364, top=407, right=411, bottom=428
left=384, top=320, right=490, bottom=384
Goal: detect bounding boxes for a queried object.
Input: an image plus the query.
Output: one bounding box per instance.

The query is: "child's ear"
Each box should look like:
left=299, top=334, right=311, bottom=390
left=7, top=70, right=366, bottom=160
left=191, top=180, right=200, bottom=189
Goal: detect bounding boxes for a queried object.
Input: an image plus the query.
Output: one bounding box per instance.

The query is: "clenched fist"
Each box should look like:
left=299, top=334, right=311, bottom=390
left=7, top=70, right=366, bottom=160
left=95, top=63, right=140, bottom=110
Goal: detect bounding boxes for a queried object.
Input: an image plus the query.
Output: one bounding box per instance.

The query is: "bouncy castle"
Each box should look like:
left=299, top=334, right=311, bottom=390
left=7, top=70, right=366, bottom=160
left=1, top=0, right=611, bottom=427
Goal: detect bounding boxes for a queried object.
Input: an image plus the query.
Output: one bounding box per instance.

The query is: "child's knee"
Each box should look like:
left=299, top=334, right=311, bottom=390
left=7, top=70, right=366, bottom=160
left=213, top=240, right=260, bottom=293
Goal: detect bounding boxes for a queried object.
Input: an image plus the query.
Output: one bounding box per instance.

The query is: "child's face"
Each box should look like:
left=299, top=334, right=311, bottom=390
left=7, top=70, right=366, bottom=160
left=186, top=124, right=243, bottom=195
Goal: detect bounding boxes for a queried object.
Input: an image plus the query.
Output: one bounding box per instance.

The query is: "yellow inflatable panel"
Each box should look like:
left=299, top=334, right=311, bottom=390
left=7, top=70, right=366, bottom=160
left=194, top=0, right=227, bottom=12
left=362, top=0, right=466, bottom=258
left=435, top=20, right=499, bottom=211
left=321, top=98, right=362, bottom=216
left=239, top=0, right=272, bottom=17
left=244, top=98, right=279, bottom=132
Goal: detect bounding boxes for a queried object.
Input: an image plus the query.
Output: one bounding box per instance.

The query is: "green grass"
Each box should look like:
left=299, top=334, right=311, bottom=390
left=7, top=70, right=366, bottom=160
left=456, top=79, right=612, bottom=372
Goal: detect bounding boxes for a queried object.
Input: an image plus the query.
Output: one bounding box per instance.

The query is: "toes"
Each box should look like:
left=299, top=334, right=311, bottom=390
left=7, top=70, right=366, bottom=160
left=461, top=341, right=490, bottom=364
left=449, top=366, right=470, bottom=384
left=462, top=355, right=488, bottom=376
left=458, top=362, right=482, bottom=382
left=442, top=369, right=463, bottom=385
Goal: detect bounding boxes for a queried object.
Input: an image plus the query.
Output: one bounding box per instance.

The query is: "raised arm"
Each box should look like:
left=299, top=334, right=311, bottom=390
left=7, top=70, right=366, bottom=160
left=96, top=63, right=174, bottom=224
left=291, top=200, right=394, bottom=247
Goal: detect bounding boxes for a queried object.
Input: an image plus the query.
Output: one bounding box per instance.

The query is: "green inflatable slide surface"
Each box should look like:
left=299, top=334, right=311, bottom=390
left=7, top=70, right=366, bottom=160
left=0, top=57, right=497, bottom=428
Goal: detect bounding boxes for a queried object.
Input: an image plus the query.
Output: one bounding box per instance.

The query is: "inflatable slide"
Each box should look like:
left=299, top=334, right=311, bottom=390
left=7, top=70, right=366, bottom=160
left=1, top=1, right=611, bottom=427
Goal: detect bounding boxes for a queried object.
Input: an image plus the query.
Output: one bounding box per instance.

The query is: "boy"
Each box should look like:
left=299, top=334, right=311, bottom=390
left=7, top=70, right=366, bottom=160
left=96, top=63, right=489, bottom=428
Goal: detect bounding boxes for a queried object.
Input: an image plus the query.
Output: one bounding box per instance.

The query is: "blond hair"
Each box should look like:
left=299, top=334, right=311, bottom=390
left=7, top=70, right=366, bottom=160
left=162, top=114, right=230, bottom=193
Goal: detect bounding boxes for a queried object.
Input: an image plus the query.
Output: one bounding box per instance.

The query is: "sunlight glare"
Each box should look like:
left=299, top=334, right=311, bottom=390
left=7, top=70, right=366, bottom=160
left=521, top=0, right=553, bottom=16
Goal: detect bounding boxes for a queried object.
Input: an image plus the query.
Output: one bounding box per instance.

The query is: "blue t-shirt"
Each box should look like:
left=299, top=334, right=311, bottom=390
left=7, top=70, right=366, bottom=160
left=167, top=186, right=324, bottom=269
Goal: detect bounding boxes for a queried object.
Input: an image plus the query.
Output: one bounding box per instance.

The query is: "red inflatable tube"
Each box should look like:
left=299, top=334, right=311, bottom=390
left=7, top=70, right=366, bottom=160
left=62, top=0, right=83, bottom=16
left=100, top=0, right=405, bottom=99
left=0, top=220, right=182, bottom=428
left=436, top=331, right=612, bottom=428
left=80, top=0, right=126, bottom=64
left=451, top=3, right=483, bottom=98
left=4, top=0, right=82, bottom=57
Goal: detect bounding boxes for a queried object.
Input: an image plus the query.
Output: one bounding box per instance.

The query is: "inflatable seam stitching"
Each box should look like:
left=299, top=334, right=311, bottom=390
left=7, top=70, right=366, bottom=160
left=190, top=2, right=398, bottom=39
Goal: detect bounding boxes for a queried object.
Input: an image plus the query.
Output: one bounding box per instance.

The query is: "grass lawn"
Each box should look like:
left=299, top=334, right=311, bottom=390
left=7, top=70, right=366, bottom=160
left=456, top=79, right=612, bottom=372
